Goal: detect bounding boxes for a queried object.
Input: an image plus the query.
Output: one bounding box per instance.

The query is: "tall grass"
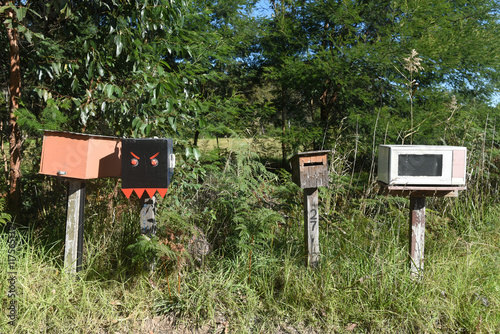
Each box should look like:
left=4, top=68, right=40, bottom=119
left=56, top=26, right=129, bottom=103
left=1, top=121, right=499, bottom=332
left=148, top=136, right=499, bottom=333
left=0, top=227, right=156, bottom=333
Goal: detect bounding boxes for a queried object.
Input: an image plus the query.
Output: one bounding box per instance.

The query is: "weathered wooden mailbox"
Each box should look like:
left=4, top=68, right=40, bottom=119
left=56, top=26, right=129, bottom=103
left=291, top=151, right=329, bottom=189
left=40, top=131, right=121, bottom=274
left=290, top=150, right=330, bottom=267
left=377, top=145, right=467, bottom=278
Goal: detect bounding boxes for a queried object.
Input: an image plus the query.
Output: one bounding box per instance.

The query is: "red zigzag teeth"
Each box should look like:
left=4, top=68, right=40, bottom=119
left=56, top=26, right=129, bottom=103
left=121, top=188, right=168, bottom=199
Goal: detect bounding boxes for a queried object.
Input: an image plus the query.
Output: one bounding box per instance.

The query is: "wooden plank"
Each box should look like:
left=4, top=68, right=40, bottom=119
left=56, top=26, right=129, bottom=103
left=140, top=195, right=157, bottom=236
left=140, top=194, right=157, bottom=272
left=379, top=182, right=465, bottom=198
left=64, top=179, right=86, bottom=274
left=409, top=196, right=425, bottom=278
left=304, top=188, right=320, bottom=267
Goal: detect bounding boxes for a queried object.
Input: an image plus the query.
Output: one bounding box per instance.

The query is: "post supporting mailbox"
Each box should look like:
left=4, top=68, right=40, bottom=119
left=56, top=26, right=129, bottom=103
left=303, top=188, right=320, bottom=267
left=409, top=196, right=425, bottom=277
left=380, top=184, right=466, bottom=278
left=39, top=131, right=121, bottom=274
left=378, top=144, right=467, bottom=279
left=290, top=150, right=329, bottom=268
left=65, top=180, right=86, bottom=273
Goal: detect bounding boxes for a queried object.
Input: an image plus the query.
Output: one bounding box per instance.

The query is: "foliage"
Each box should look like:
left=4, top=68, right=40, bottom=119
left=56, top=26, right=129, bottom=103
left=0, top=124, right=499, bottom=332
left=0, top=198, right=11, bottom=226
left=1, top=0, right=500, bottom=332
left=257, top=0, right=500, bottom=161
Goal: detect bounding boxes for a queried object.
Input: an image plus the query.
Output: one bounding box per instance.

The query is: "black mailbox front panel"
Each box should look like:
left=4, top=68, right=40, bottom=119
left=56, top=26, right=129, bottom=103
left=121, top=138, right=173, bottom=198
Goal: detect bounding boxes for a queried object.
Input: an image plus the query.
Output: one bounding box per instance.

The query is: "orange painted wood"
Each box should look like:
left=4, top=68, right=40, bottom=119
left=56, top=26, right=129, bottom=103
left=39, top=131, right=121, bottom=179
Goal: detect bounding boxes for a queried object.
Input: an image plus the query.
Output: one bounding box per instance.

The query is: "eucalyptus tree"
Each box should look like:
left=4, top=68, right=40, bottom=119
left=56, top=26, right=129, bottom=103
left=0, top=0, right=214, bottom=216
left=258, top=0, right=500, bottom=158
left=180, top=0, right=263, bottom=146
left=1, top=0, right=40, bottom=218
left=1, top=0, right=268, bottom=216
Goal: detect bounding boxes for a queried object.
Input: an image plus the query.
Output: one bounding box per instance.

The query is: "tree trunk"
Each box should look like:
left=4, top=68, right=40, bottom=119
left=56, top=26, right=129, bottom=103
left=193, top=129, right=199, bottom=147
left=281, top=87, right=287, bottom=167
left=5, top=6, right=22, bottom=221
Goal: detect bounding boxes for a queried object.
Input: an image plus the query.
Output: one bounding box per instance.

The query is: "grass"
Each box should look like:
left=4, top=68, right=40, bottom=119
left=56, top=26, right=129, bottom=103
left=1, top=138, right=499, bottom=333
left=198, top=136, right=282, bottom=161
left=0, top=228, right=158, bottom=333
left=4, top=203, right=497, bottom=332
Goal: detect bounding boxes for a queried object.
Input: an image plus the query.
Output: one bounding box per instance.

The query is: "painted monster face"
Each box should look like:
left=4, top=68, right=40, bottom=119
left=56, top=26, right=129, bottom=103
left=121, top=138, right=174, bottom=198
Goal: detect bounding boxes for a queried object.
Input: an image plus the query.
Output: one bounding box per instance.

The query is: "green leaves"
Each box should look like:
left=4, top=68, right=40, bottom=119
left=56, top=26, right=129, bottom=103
left=14, top=6, right=27, bottom=21
left=114, top=35, right=123, bottom=57
left=0, top=4, right=26, bottom=21
left=185, top=146, right=201, bottom=161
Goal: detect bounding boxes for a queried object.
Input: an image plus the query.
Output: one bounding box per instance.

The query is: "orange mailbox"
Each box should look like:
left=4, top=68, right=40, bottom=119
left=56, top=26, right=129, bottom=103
left=39, top=130, right=121, bottom=179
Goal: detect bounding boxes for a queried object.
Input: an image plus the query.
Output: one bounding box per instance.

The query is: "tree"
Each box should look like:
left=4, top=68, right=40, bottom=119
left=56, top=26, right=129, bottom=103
left=1, top=1, right=32, bottom=219
left=258, top=0, right=500, bottom=159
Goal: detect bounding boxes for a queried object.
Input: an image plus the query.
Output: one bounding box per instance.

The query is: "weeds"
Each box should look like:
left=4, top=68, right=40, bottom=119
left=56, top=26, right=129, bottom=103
left=1, top=123, right=499, bottom=332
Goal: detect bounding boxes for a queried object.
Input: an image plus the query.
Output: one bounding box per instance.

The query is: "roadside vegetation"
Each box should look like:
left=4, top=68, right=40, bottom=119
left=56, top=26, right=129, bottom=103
left=1, top=125, right=499, bottom=332
left=1, top=0, right=500, bottom=332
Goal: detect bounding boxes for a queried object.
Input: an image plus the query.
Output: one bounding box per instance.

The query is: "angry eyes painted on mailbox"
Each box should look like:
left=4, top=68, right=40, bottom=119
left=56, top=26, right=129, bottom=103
left=121, top=138, right=174, bottom=199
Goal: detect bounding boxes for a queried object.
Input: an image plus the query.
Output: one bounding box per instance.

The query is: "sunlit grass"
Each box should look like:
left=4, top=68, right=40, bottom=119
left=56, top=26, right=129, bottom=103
left=1, top=136, right=499, bottom=333
left=198, top=136, right=281, bottom=161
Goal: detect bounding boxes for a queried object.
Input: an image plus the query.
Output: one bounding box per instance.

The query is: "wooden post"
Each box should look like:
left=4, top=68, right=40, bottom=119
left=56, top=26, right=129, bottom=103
left=140, top=194, right=156, bottom=272
left=140, top=195, right=156, bottom=236
left=304, top=188, right=320, bottom=267
left=409, top=196, right=425, bottom=278
left=290, top=151, right=329, bottom=268
left=64, top=179, right=86, bottom=274
left=381, top=184, right=465, bottom=279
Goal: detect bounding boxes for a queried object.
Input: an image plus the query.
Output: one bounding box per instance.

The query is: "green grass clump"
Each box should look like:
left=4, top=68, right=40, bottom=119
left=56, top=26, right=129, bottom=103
left=0, top=229, right=158, bottom=333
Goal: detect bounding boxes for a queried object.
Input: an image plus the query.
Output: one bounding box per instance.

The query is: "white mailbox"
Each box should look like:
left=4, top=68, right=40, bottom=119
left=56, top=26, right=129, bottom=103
left=377, top=145, right=467, bottom=186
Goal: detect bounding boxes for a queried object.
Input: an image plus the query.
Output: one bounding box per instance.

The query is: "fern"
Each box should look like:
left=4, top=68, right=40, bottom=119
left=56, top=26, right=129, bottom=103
left=0, top=198, right=11, bottom=226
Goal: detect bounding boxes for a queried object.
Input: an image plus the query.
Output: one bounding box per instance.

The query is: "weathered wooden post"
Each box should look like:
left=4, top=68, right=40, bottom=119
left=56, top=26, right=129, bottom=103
left=65, top=179, right=86, bottom=272
left=303, top=187, right=319, bottom=267
left=140, top=194, right=157, bottom=272
left=409, top=195, right=425, bottom=277
left=140, top=195, right=157, bottom=236
left=378, top=145, right=467, bottom=278
left=39, top=131, right=122, bottom=274
left=290, top=150, right=329, bottom=268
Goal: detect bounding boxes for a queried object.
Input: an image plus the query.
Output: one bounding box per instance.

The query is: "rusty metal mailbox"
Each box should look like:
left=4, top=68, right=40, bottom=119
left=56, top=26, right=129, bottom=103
left=290, top=150, right=329, bottom=189
left=39, top=130, right=121, bottom=179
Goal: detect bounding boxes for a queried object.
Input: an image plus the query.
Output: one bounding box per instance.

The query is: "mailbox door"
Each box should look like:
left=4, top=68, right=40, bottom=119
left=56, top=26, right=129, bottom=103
left=299, top=155, right=328, bottom=188
left=290, top=151, right=329, bottom=189
left=40, top=134, right=90, bottom=179
left=121, top=138, right=173, bottom=198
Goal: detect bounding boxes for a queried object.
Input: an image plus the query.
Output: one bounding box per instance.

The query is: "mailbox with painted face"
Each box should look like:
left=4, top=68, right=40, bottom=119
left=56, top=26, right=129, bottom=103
left=121, top=138, right=175, bottom=198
